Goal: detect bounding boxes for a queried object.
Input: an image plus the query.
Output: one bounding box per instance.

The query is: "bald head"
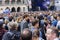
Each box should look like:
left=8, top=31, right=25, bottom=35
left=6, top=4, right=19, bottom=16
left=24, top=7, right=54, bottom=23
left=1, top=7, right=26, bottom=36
left=21, top=29, right=32, bottom=40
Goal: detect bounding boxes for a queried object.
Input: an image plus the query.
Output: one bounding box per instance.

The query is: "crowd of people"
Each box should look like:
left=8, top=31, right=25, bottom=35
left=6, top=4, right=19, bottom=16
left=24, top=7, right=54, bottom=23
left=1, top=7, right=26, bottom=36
left=0, top=11, right=60, bottom=40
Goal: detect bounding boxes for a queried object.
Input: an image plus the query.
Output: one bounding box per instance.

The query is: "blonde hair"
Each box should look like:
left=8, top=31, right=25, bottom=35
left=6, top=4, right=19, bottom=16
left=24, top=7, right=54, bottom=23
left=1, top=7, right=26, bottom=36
left=16, top=16, right=22, bottom=23
left=8, top=22, right=18, bottom=30
left=4, top=19, right=9, bottom=24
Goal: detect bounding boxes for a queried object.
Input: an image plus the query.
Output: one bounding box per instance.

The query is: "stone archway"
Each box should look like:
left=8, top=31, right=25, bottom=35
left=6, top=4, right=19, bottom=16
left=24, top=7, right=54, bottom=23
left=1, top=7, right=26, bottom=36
left=17, top=7, right=21, bottom=12
left=11, top=7, right=16, bottom=12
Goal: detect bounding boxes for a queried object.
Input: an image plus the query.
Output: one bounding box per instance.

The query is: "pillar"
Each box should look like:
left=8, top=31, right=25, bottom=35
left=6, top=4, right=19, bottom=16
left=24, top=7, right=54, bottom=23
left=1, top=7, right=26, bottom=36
left=25, top=0, right=28, bottom=4
left=15, top=0, right=17, bottom=4
left=2, top=0, right=5, bottom=5
left=9, top=0, right=11, bottom=5
left=21, top=0, right=23, bottom=4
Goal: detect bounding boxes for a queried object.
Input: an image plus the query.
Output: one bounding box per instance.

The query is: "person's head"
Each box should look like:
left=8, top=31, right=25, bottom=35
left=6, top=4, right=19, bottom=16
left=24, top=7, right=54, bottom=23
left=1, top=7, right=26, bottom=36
left=23, top=14, right=29, bottom=21
left=57, top=15, right=60, bottom=21
left=16, top=16, right=22, bottom=23
left=29, top=16, right=35, bottom=22
left=8, top=15, right=13, bottom=21
left=0, top=21, right=3, bottom=28
left=8, top=22, right=18, bottom=30
left=6, top=7, right=9, bottom=9
left=53, top=14, right=57, bottom=20
left=4, top=19, right=9, bottom=24
left=37, top=15, right=44, bottom=20
left=32, top=29, right=39, bottom=40
left=32, top=19, right=39, bottom=28
left=46, top=28, right=59, bottom=40
left=21, top=28, right=32, bottom=40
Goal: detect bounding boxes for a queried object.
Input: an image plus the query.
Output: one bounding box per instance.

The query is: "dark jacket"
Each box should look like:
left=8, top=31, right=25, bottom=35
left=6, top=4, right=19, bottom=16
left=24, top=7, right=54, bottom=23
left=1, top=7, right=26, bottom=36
left=0, top=28, right=7, bottom=40
left=2, top=30, right=20, bottom=40
left=20, top=19, right=29, bottom=32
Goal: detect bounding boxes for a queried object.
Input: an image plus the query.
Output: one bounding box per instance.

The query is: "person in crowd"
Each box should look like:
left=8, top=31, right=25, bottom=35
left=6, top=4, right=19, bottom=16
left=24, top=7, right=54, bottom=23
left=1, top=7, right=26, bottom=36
left=4, top=19, right=9, bottom=30
left=16, top=16, right=22, bottom=32
left=3, top=14, right=9, bottom=20
left=0, top=14, right=5, bottom=21
left=46, top=28, right=59, bottom=40
left=51, top=14, right=58, bottom=27
left=0, top=21, right=7, bottom=40
left=30, top=19, right=39, bottom=33
left=56, top=14, right=60, bottom=29
left=20, top=14, right=30, bottom=32
left=44, top=17, right=51, bottom=30
left=21, top=28, right=32, bottom=40
left=3, top=7, right=10, bottom=15
left=0, top=11, right=59, bottom=40
left=38, top=15, right=46, bottom=40
left=30, top=19, right=44, bottom=39
left=8, top=15, right=13, bottom=22
left=56, top=14, right=60, bottom=37
left=16, top=16, right=22, bottom=23
left=32, top=29, right=44, bottom=40
left=2, top=22, right=20, bottom=40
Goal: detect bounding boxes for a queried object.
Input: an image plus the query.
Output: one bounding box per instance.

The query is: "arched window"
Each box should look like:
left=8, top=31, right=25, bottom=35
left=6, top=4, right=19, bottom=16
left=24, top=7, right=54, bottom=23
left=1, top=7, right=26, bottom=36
left=11, top=7, right=16, bottom=12
left=17, top=7, right=21, bottom=12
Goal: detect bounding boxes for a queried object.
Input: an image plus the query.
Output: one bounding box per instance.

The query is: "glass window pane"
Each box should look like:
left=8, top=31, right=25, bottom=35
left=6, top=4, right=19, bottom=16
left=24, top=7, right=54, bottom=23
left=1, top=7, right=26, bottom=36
left=17, top=0, right=21, bottom=4
left=5, top=0, right=9, bottom=4
left=0, top=0, right=2, bottom=5
left=11, top=0, right=15, bottom=4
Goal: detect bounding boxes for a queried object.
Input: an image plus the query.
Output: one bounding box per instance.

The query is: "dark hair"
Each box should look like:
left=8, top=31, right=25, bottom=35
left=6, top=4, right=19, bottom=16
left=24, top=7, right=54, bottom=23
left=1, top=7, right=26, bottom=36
left=32, top=19, right=39, bottom=26
left=21, top=29, right=32, bottom=40
left=0, top=21, right=3, bottom=28
left=37, top=15, right=44, bottom=20
left=58, top=14, right=60, bottom=17
left=53, top=15, right=57, bottom=19
left=23, top=14, right=29, bottom=19
left=9, top=16, right=13, bottom=21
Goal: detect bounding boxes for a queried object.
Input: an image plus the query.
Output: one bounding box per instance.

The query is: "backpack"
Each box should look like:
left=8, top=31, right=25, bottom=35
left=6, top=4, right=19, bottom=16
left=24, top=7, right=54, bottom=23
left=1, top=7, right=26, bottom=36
left=7, top=31, right=20, bottom=40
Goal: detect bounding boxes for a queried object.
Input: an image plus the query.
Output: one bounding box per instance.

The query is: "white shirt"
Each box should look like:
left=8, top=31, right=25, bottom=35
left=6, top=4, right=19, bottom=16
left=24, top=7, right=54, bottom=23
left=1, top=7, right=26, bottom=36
left=54, top=38, right=59, bottom=40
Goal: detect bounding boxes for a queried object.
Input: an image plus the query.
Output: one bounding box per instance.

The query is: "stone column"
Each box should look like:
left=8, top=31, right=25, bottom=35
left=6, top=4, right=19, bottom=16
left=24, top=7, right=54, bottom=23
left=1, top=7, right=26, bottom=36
left=25, top=0, right=28, bottom=4
left=21, top=0, right=23, bottom=4
left=2, top=0, right=3, bottom=5
left=9, top=0, right=11, bottom=5
left=24, top=0, right=28, bottom=4
left=15, top=0, right=17, bottom=4
left=2, top=0, right=5, bottom=5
